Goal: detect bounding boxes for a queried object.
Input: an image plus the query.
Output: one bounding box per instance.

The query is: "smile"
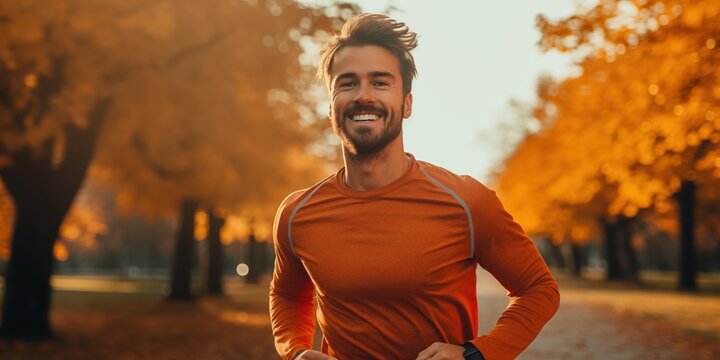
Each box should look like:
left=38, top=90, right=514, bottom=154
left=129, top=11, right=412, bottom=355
left=351, top=113, right=380, bottom=121
left=343, top=105, right=388, bottom=123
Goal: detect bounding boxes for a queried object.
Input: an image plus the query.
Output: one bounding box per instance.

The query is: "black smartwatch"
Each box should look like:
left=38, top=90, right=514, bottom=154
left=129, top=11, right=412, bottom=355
left=461, top=342, right=485, bottom=360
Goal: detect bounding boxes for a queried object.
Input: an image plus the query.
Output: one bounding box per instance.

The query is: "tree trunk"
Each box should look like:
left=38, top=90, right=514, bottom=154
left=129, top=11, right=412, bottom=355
left=619, top=217, right=639, bottom=281
left=246, top=232, right=260, bottom=284
left=602, top=218, right=623, bottom=280
left=204, top=210, right=225, bottom=295
left=568, top=242, right=585, bottom=277
left=601, top=216, right=637, bottom=281
left=677, top=180, right=697, bottom=291
left=168, top=199, right=198, bottom=300
left=0, top=95, right=111, bottom=339
left=547, top=237, right=566, bottom=270
left=0, top=206, right=61, bottom=339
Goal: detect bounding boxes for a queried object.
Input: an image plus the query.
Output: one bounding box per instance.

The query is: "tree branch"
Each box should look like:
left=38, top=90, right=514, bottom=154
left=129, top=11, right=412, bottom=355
left=166, top=27, right=235, bottom=67
left=131, top=132, right=191, bottom=180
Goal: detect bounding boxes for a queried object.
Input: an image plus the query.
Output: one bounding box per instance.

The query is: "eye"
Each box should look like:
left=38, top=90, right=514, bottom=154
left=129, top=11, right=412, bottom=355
left=338, top=81, right=356, bottom=89
left=373, top=80, right=389, bottom=87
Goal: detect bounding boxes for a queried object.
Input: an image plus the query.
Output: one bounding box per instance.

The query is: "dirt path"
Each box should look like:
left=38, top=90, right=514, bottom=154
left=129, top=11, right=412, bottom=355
left=476, top=270, right=720, bottom=360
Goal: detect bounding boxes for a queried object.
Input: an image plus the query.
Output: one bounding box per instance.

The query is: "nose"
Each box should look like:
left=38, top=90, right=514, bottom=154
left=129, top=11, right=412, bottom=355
left=352, top=81, right=375, bottom=104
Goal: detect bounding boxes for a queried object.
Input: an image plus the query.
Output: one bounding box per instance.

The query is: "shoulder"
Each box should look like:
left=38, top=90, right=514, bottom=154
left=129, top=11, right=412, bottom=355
left=274, top=172, right=337, bottom=221
left=275, top=190, right=306, bottom=218
left=416, top=160, right=495, bottom=199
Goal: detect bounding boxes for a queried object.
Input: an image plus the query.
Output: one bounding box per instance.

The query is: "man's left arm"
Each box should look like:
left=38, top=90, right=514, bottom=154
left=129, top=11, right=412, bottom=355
left=417, top=181, right=560, bottom=360
left=467, top=185, right=560, bottom=360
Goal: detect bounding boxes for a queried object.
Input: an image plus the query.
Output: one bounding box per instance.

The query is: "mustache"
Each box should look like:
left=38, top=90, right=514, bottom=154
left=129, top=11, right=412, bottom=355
left=343, top=104, right=388, bottom=118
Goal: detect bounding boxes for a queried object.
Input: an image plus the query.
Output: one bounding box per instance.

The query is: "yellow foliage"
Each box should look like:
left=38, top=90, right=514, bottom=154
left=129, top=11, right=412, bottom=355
left=194, top=210, right=209, bottom=241
left=116, top=2, right=177, bottom=38
left=57, top=194, right=109, bottom=252
left=497, top=0, right=720, bottom=242
left=1, top=0, right=354, bottom=233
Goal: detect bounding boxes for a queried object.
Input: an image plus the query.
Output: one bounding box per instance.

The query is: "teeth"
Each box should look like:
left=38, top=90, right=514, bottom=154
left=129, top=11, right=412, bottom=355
left=352, top=114, right=379, bottom=121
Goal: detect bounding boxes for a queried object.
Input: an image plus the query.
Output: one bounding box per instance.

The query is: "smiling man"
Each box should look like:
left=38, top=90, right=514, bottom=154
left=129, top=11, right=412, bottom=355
left=269, top=14, right=560, bottom=360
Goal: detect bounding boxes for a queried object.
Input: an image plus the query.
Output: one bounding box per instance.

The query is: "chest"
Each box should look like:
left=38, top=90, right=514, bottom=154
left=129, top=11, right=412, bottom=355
left=291, top=196, right=472, bottom=297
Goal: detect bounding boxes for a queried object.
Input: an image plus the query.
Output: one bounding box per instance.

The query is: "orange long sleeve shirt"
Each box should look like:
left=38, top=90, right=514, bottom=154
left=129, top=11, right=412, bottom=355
left=269, top=154, right=559, bottom=360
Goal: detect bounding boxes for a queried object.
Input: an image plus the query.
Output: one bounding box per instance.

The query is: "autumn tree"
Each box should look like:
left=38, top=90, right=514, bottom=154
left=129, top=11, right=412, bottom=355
left=0, top=0, right=355, bottom=338
left=84, top=0, right=354, bottom=299
left=497, top=0, right=719, bottom=287
left=0, top=18, right=112, bottom=335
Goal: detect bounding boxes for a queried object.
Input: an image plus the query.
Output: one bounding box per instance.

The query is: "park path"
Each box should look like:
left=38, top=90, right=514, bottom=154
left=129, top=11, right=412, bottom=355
left=3, top=273, right=718, bottom=359
left=475, top=270, right=720, bottom=360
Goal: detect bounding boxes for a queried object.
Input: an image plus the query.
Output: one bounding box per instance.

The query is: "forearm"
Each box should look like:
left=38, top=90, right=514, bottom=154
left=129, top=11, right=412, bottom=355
left=269, top=288, right=316, bottom=360
left=470, top=187, right=561, bottom=359
left=471, top=273, right=559, bottom=360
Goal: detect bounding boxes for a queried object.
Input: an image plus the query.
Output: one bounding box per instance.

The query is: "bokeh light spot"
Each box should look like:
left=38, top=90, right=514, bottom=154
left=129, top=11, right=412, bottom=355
left=236, top=263, right=250, bottom=276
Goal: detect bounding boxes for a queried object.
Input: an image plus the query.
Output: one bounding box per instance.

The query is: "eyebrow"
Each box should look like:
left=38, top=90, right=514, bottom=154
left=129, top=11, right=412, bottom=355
left=333, top=71, right=397, bottom=84
left=334, top=73, right=356, bottom=84
left=368, top=71, right=395, bottom=79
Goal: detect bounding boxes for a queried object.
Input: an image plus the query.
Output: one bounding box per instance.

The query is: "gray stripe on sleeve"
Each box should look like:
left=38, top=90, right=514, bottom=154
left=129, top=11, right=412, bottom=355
left=418, top=165, right=476, bottom=258
left=287, top=183, right=325, bottom=258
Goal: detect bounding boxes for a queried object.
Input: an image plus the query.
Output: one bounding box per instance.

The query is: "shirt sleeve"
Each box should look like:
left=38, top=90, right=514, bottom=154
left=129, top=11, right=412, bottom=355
left=469, top=184, right=560, bottom=360
left=269, top=191, right=316, bottom=360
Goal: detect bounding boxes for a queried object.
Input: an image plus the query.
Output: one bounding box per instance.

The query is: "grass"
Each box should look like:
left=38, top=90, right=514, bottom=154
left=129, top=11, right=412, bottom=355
left=0, top=277, right=278, bottom=360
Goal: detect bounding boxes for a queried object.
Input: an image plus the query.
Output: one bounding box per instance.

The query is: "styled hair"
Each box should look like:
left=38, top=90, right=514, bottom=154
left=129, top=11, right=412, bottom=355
left=318, top=13, right=418, bottom=95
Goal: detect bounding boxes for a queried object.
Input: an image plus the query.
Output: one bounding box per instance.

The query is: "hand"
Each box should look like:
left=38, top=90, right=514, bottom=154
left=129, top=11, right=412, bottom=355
left=296, top=349, right=338, bottom=360
left=416, top=342, right=465, bottom=360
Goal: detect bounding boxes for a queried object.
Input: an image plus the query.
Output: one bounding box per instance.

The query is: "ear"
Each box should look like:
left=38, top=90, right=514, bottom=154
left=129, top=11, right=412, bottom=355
left=403, top=92, right=413, bottom=119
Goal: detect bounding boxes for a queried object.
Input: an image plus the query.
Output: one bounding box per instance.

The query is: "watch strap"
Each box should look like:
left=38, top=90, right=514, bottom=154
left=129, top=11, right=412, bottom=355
left=461, top=342, right=485, bottom=360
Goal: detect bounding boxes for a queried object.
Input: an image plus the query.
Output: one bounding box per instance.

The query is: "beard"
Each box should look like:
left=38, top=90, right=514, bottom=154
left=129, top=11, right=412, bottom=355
left=331, top=103, right=404, bottom=157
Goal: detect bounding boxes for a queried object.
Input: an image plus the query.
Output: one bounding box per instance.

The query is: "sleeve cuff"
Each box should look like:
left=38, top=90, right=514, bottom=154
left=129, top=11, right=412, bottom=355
left=293, top=349, right=309, bottom=360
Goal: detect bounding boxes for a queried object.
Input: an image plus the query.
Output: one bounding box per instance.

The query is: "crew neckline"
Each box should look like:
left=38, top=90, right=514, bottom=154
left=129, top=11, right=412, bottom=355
left=333, top=152, right=418, bottom=198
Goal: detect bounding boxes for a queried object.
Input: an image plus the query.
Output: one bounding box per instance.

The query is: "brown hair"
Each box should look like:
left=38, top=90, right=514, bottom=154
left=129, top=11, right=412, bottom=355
left=318, top=13, right=418, bottom=95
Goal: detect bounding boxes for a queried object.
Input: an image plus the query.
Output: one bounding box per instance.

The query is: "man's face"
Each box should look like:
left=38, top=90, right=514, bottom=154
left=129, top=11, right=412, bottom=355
left=328, top=45, right=412, bottom=156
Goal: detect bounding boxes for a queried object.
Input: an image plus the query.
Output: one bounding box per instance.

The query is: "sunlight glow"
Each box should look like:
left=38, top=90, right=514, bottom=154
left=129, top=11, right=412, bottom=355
left=219, top=311, right=270, bottom=327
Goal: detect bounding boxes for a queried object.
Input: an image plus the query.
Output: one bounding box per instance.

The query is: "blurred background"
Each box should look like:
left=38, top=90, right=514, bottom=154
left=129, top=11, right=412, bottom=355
left=0, top=0, right=718, bottom=359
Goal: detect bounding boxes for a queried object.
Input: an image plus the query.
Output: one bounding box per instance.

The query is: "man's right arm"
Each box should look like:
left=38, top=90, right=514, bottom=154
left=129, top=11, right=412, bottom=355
left=269, top=191, right=316, bottom=360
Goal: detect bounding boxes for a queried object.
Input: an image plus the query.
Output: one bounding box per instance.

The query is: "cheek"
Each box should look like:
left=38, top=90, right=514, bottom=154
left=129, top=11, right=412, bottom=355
left=330, top=105, right=342, bottom=120
left=328, top=99, right=339, bottom=115
left=330, top=95, right=345, bottom=114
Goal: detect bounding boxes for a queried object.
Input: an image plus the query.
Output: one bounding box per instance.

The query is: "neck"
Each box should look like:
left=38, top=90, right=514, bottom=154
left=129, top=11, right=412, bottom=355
left=342, top=137, right=409, bottom=191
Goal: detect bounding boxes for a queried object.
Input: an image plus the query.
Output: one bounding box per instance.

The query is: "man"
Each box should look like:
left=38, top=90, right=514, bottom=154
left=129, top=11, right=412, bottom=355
left=270, top=13, right=559, bottom=360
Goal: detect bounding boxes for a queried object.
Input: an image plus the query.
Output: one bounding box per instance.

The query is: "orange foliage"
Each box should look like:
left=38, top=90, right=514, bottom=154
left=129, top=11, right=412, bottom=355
left=53, top=241, right=69, bottom=262
left=59, top=199, right=108, bottom=251
left=0, top=0, right=356, bottom=256
left=0, top=182, right=12, bottom=259
left=78, top=0, right=353, bottom=221
left=496, top=0, right=720, bottom=242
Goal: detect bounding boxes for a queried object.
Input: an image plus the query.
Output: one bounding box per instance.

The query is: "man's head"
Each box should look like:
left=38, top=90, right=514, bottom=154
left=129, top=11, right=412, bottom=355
left=319, top=14, right=418, bottom=96
left=319, top=14, right=418, bottom=157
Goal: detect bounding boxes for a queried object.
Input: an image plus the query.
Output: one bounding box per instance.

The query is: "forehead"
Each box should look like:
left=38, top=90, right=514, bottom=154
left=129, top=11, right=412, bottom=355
left=330, top=45, right=401, bottom=78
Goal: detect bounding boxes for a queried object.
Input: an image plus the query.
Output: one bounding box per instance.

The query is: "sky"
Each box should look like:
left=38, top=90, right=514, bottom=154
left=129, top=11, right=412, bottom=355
left=302, top=0, right=582, bottom=182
